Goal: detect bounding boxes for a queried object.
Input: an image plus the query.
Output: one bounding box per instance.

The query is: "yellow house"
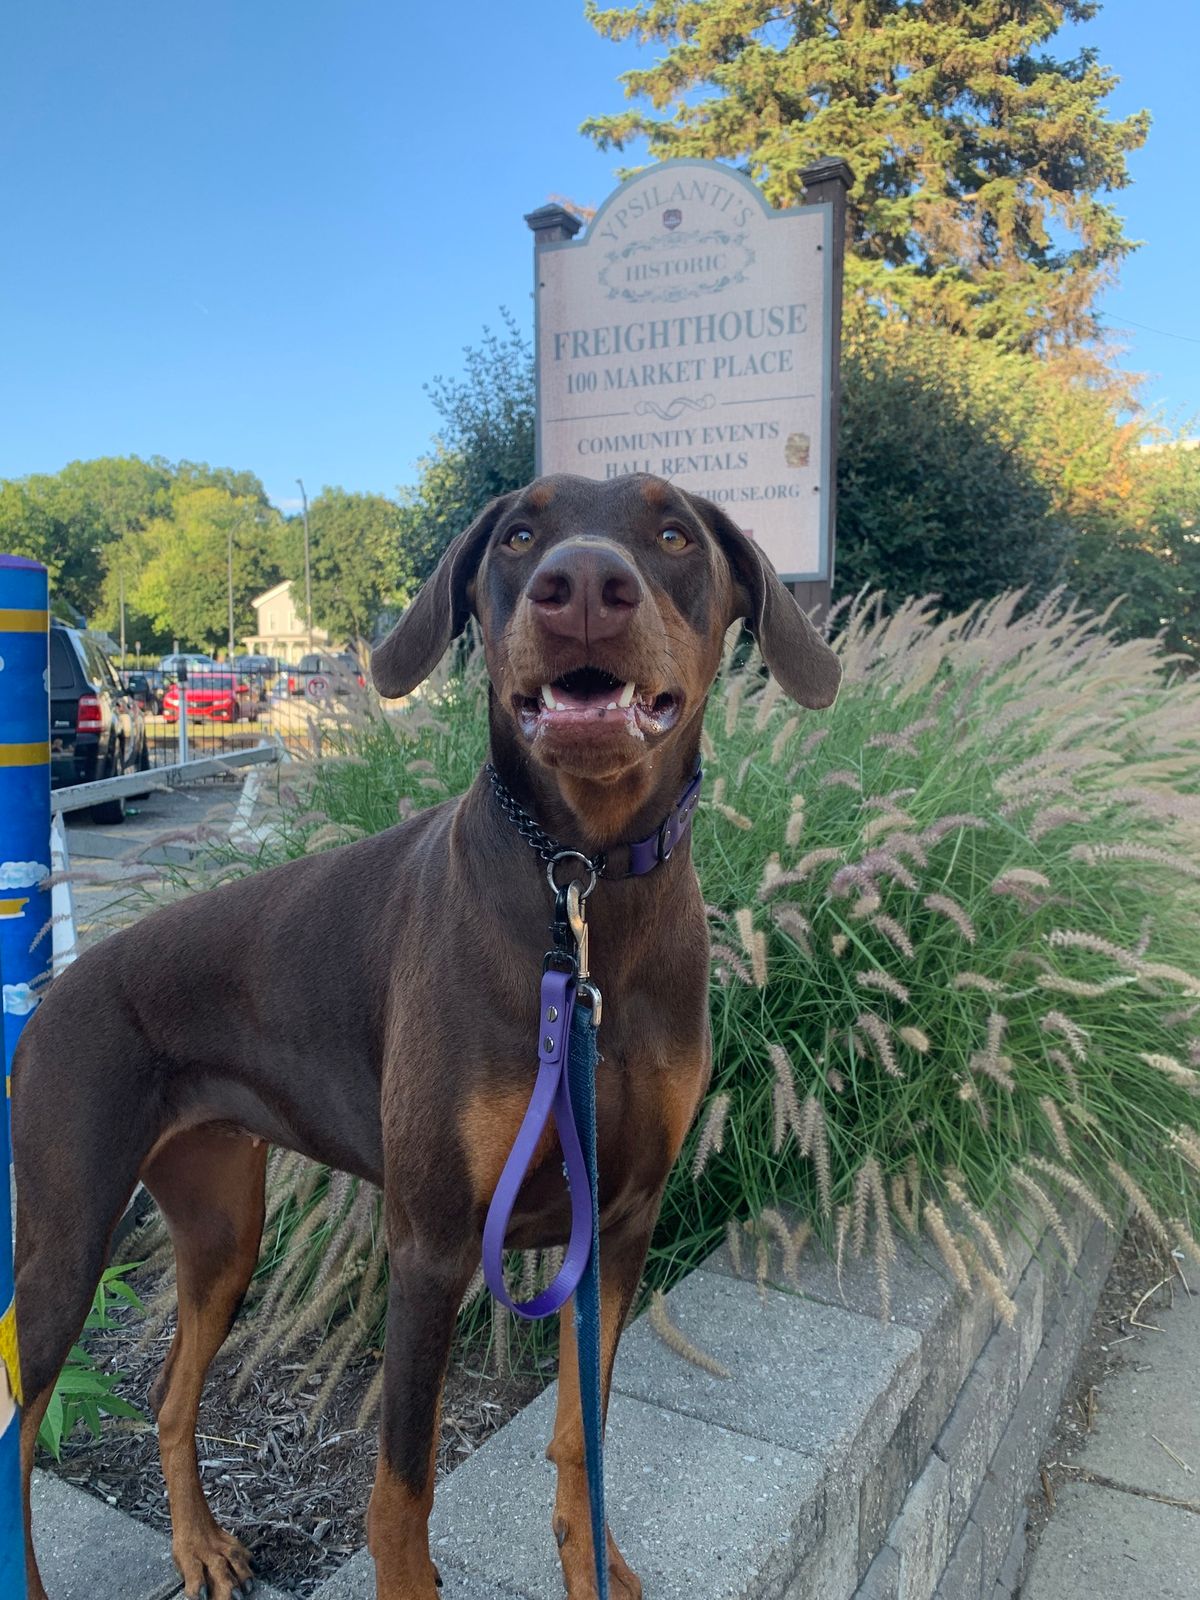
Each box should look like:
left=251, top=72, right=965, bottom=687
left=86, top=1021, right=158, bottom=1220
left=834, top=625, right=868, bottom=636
left=243, top=580, right=333, bottom=664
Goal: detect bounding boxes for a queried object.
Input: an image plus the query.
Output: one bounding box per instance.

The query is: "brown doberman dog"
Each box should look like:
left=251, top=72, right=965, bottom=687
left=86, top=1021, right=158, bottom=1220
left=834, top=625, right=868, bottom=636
left=13, top=471, right=840, bottom=1600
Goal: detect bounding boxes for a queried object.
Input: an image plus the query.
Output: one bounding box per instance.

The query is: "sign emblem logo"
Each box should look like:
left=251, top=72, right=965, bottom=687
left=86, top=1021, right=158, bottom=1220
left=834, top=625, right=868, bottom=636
left=662, top=208, right=682, bottom=231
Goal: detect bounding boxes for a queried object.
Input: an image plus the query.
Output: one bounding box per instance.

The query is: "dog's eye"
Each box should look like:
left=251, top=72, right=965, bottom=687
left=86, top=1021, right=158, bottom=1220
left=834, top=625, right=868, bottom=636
left=505, top=528, right=535, bottom=550
left=659, top=525, right=690, bottom=552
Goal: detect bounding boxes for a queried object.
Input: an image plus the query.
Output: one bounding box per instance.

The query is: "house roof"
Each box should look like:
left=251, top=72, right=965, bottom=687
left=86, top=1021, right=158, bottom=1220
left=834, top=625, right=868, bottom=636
left=250, top=579, right=294, bottom=608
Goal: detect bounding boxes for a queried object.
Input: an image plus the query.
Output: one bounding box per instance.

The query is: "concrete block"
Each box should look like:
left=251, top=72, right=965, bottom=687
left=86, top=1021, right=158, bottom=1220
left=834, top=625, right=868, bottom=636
left=934, top=1332, right=1016, bottom=1539
left=858, top=1354, right=958, bottom=1573
left=854, top=1542, right=901, bottom=1600
left=955, top=1292, right=996, bottom=1389
left=981, top=1325, right=1022, bottom=1462
left=964, top=1470, right=1015, bottom=1594
left=427, top=1384, right=825, bottom=1600
left=1072, top=1219, right=1116, bottom=1306
left=613, top=1268, right=922, bottom=1495
left=998, top=1219, right=1037, bottom=1296
left=885, top=1454, right=950, bottom=1600
left=934, top=1518, right=982, bottom=1600
left=1074, top=1278, right=1200, bottom=1501
left=989, top=1505, right=1026, bottom=1597
left=784, top=1483, right=860, bottom=1600
left=1037, top=1203, right=1100, bottom=1317
left=974, top=1267, right=1087, bottom=1588
left=31, top=1470, right=181, bottom=1600
left=1021, top=1481, right=1200, bottom=1599
left=1012, top=1260, right=1044, bottom=1385
left=704, top=1233, right=960, bottom=1372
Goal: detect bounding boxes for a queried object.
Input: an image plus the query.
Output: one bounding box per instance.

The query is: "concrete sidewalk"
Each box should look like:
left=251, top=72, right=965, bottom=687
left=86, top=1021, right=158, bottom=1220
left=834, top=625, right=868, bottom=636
left=1021, top=1276, right=1200, bottom=1599
left=63, top=772, right=290, bottom=950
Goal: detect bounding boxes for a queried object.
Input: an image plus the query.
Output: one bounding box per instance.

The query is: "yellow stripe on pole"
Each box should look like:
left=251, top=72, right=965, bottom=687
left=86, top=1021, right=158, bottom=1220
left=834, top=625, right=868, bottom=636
left=0, top=608, right=48, bottom=632
left=0, top=742, right=50, bottom=767
left=0, top=1301, right=20, bottom=1406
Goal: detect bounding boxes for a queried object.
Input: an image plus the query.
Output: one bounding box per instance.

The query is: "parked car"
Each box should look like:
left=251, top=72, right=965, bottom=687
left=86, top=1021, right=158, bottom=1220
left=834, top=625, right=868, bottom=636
left=229, top=654, right=280, bottom=702
left=162, top=671, right=257, bottom=724
left=159, top=651, right=215, bottom=676
left=287, top=652, right=367, bottom=697
left=120, top=668, right=166, bottom=713
left=50, top=622, right=149, bottom=823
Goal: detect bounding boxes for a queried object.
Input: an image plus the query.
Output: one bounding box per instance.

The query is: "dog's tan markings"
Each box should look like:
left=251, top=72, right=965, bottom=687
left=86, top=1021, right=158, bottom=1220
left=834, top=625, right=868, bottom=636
left=526, top=480, right=556, bottom=510
left=368, top=1446, right=442, bottom=1599
left=639, top=477, right=671, bottom=509
left=141, top=1125, right=267, bottom=1600
left=462, top=1085, right=558, bottom=1204
left=657, top=1051, right=711, bottom=1163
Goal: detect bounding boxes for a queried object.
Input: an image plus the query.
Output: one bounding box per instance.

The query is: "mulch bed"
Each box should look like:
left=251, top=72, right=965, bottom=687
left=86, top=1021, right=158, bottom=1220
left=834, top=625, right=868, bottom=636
left=47, top=1281, right=544, bottom=1595
left=1024, top=1221, right=1187, bottom=1552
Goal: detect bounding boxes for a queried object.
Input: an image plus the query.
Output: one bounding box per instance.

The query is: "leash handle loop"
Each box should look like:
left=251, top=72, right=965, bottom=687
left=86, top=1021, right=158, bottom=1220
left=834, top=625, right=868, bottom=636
left=482, top=967, right=596, bottom=1319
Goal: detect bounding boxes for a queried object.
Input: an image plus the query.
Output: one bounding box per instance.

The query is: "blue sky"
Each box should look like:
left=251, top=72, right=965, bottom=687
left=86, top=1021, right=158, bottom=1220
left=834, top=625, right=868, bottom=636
left=2, top=1, right=1196, bottom=512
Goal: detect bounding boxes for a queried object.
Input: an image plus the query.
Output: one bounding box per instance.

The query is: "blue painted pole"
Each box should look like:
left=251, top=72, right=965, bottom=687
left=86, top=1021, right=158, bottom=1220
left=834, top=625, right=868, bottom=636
left=0, top=552, right=49, bottom=1599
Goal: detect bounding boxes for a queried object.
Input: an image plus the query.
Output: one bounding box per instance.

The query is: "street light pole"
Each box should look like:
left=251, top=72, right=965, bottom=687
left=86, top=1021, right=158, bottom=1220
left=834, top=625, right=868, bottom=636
left=296, top=478, right=313, bottom=653
left=227, top=522, right=236, bottom=665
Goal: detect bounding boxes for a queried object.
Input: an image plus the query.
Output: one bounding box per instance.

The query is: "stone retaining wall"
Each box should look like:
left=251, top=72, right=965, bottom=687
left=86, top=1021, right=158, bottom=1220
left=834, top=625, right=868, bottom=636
left=314, top=1199, right=1110, bottom=1600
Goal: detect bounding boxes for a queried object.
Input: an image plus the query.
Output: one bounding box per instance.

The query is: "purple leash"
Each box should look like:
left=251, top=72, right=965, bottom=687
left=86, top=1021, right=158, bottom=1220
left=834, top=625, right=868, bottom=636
left=482, top=962, right=594, bottom=1318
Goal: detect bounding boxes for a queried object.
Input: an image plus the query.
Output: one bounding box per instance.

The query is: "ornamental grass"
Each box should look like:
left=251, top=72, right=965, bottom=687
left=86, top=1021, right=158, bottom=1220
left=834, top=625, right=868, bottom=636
left=127, top=590, right=1200, bottom=1409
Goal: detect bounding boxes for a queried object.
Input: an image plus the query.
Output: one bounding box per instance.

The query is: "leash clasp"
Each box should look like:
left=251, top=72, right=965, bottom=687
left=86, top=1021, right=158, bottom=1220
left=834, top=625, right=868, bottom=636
left=566, top=881, right=603, bottom=1027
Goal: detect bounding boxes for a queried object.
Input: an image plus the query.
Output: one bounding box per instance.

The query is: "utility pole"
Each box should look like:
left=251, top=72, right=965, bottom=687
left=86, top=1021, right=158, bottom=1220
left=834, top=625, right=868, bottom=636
left=296, top=478, right=313, bottom=652
left=227, top=521, right=236, bottom=665
left=118, top=569, right=126, bottom=668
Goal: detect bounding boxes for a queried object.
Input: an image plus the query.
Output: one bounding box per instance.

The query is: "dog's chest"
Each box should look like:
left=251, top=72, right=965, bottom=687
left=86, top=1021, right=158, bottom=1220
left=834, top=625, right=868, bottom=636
left=460, top=1029, right=710, bottom=1247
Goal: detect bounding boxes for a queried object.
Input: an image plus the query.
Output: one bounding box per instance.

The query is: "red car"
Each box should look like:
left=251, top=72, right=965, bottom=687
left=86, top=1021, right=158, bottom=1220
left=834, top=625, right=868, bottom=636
left=162, top=672, right=257, bottom=723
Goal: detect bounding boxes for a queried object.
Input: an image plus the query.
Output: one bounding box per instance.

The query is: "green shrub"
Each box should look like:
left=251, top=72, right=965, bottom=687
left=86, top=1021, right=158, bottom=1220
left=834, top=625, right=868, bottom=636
left=837, top=327, right=1070, bottom=612
left=129, top=591, right=1200, bottom=1402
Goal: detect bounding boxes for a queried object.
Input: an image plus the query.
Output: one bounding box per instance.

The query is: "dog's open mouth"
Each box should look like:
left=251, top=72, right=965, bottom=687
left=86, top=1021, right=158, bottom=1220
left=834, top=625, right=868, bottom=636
left=515, top=666, right=681, bottom=742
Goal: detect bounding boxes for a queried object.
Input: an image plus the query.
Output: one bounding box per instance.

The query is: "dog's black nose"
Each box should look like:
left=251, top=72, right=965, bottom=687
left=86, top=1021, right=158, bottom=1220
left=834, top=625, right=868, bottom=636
left=527, top=540, right=643, bottom=643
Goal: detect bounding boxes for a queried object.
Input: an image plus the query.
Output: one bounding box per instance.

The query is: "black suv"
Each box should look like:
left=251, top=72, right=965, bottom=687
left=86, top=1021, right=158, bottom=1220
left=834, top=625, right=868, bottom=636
left=50, top=622, right=149, bottom=822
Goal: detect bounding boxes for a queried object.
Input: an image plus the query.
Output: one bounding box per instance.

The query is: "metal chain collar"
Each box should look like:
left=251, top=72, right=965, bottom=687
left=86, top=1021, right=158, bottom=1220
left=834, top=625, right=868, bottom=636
left=485, top=763, right=608, bottom=878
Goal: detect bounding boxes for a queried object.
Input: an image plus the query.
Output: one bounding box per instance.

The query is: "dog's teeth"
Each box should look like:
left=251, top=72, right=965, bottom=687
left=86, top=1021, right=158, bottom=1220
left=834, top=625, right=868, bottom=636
left=541, top=683, right=558, bottom=710
left=606, top=702, right=617, bottom=710
left=617, top=680, right=636, bottom=708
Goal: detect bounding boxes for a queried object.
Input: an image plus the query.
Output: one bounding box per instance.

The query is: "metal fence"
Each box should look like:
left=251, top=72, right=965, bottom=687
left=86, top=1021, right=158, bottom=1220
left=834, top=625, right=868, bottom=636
left=143, top=666, right=288, bottom=766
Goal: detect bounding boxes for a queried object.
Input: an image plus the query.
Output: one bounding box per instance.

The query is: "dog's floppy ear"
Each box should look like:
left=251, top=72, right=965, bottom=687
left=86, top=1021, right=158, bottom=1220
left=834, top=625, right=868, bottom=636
left=694, top=495, right=842, bottom=710
left=371, top=492, right=518, bottom=698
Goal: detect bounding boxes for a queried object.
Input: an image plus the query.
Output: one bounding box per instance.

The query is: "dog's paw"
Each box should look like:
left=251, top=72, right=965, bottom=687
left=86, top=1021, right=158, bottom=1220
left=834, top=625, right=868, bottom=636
left=174, top=1520, right=254, bottom=1600
left=554, top=1517, right=642, bottom=1600
left=606, top=1529, right=643, bottom=1600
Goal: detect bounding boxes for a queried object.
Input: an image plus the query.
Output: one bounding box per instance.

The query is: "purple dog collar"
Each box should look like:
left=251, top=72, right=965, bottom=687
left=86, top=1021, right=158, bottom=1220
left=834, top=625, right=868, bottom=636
left=622, top=765, right=703, bottom=875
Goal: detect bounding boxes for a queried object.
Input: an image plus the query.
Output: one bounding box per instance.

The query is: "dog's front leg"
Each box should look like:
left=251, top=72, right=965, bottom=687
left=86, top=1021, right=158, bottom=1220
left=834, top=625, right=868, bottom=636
left=548, top=1207, right=657, bottom=1600
left=368, top=1239, right=475, bottom=1600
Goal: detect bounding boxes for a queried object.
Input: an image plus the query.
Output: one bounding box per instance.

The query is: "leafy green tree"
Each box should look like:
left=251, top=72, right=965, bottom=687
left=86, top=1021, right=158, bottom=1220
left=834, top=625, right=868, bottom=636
left=131, top=484, right=282, bottom=652
left=582, top=1, right=1148, bottom=356
left=280, top=488, right=409, bottom=642
left=0, top=456, right=170, bottom=619
left=397, top=311, right=536, bottom=580
left=1066, top=442, right=1200, bottom=658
